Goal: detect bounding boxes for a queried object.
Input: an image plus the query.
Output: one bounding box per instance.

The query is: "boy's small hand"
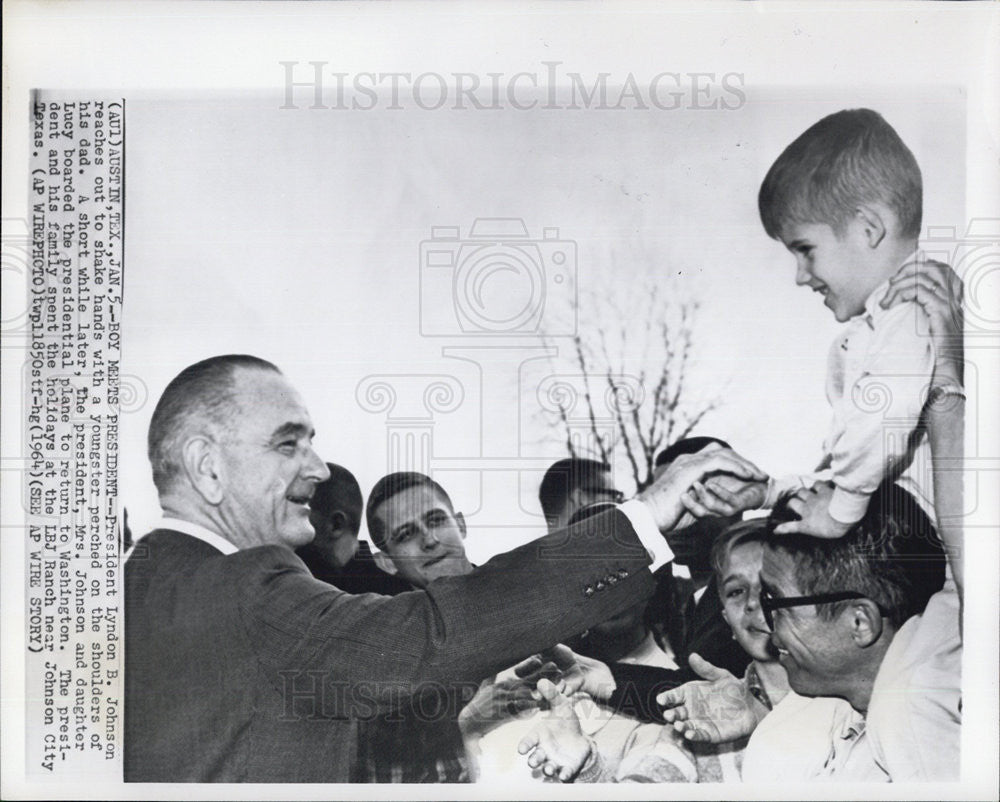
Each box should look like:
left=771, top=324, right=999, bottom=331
left=772, top=481, right=852, bottom=538
left=681, top=474, right=768, bottom=518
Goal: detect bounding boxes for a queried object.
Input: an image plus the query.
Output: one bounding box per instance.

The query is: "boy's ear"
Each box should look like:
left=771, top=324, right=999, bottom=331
left=455, top=511, right=467, bottom=539
left=854, top=205, right=887, bottom=249
left=373, top=550, right=398, bottom=576
left=847, top=599, right=884, bottom=649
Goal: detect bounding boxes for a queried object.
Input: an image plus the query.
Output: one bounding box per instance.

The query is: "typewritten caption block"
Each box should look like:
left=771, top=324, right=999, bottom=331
left=25, top=95, right=124, bottom=778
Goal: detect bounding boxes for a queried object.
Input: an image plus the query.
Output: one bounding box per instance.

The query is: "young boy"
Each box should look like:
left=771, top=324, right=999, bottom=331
left=750, top=108, right=945, bottom=536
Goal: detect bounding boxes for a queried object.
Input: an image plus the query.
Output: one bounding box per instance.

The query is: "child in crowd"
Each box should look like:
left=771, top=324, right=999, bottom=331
left=700, top=109, right=947, bottom=537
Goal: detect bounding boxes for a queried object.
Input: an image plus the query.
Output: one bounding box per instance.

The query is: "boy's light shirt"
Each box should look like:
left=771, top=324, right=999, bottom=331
left=764, top=256, right=936, bottom=524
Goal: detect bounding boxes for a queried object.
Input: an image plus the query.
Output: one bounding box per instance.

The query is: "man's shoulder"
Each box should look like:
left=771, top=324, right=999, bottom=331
left=871, top=587, right=961, bottom=716
left=865, top=587, right=961, bottom=777
left=127, top=529, right=305, bottom=582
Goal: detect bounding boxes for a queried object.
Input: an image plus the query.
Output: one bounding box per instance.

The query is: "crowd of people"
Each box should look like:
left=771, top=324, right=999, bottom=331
left=123, top=108, right=964, bottom=784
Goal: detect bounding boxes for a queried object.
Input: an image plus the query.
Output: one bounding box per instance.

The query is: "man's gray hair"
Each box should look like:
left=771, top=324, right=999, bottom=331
left=147, top=355, right=280, bottom=494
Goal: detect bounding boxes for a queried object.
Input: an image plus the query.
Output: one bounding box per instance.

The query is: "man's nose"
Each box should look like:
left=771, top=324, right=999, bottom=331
left=419, top=526, right=440, bottom=550
left=304, top=448, right=330, bottom=482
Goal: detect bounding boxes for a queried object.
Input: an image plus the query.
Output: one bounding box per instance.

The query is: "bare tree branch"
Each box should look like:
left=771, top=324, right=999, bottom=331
left=573, top=334, right=610, bottom=463
left=546, top=273, right=721, bottom=491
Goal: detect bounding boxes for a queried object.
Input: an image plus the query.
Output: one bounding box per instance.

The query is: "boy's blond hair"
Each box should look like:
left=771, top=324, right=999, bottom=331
left=758, top=108, right=922, bottom=241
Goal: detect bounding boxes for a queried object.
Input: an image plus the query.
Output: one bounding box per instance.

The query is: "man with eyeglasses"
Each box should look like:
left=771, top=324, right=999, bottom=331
left=752, top=481, right=957, bottom=781
left=664, top=481, right=959, bottom=782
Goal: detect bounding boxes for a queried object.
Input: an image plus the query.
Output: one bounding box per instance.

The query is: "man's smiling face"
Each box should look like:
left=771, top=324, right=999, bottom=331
left=215, top=368, right=330, bottom=549
left=372, top=484, right=472, bottom=588
left=759, top=545, right=855, bottom=699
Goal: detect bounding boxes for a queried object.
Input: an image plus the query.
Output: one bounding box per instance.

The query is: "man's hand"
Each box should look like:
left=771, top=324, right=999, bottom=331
left=772, top=481, right=852, bottom=538
left=881, top=258, right=964, bottom=386
left=637, top=444, right=767, bottom=532
left=515, top=644, right=616, bottom=703
left=517, top=678, right=592, bottom=782
left=656, top=654, right=762, bottom=744
left=458, top=673, right=540, bottom=739
left=681, top=473, right=769, bottom=519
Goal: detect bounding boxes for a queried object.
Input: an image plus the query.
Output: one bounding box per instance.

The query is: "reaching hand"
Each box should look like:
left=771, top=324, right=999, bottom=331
left=656, top=653, right=762, bottom=744
left=681, top=473, right=769, bottom=519
left=458, top=673, right=540, bottom=738
left=881, top=258, right=964, bottom=385
left=517, top=678, right=592, bottom=782
left=513, top=644, right=616, bottom=703
left=771, top=481, right=852, bottom=538
left=637, top=444, right=767, bottom=532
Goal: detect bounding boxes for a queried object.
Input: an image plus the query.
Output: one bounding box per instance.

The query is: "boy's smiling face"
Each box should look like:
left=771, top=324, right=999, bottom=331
left=780, top=220, right=882, bottom=323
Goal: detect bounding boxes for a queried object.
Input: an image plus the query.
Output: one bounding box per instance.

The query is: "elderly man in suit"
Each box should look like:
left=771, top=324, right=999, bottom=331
left=124, top=354, right=764, bottom=782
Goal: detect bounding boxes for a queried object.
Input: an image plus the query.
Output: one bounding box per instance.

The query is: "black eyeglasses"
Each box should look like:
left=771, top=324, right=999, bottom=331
left=759, top=586, right=869, bottom=631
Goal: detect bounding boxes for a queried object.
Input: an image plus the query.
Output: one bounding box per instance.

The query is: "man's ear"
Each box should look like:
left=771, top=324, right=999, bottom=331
left=373, top=550, right=398, bottom=576
left=181, top=436, right=223, bottom=505
left=847, top=599, right=884, bottom=648
left=854, top=205, right=887, bottom=249
left=455, top=511, right=467, bottom=538
left=329, top=510, right=349, bottom=537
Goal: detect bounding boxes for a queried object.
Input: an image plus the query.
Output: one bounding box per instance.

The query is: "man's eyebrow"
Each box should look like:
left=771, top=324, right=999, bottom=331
left=269, top=422, right=314, bottom=441
left=390, top=522, right=414, bottom=540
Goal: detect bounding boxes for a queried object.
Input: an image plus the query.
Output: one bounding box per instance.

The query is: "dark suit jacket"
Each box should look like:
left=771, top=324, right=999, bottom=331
left=124, top=509, right=655, bottom=782
left=295, top=540, right=411, bottom=596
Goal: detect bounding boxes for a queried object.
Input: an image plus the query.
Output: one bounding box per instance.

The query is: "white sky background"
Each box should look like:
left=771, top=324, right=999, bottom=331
left=121, top=86, right=966, bottom=562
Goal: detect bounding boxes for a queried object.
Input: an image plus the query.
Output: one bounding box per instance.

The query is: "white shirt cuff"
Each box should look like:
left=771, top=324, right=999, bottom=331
left=619, top=499, right=674, bottom=572
left=828, top=486, right=870, bottom=524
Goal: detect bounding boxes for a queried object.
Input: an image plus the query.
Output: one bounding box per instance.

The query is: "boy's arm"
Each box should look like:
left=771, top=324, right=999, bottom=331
left=824, top=299, right=935, bottom=524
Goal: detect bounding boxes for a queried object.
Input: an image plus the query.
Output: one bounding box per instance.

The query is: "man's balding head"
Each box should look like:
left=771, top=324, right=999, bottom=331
left=147, top=355, right=280, bottom=495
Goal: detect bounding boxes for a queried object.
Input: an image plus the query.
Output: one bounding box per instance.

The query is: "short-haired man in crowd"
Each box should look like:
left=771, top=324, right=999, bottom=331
left=361, top=471, right=478, bottom=781
left=538, top=458, right=625, bottom=532
left=367, top=472, right=474, bottom=589
left=295, top=462, right=410, bottom=595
